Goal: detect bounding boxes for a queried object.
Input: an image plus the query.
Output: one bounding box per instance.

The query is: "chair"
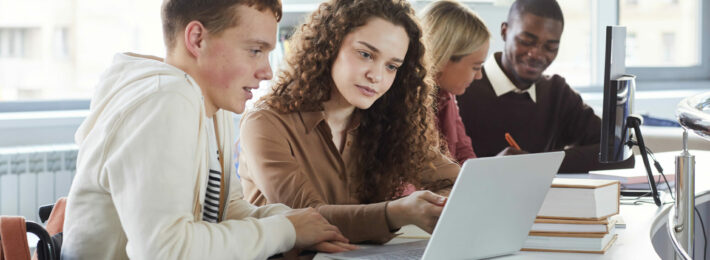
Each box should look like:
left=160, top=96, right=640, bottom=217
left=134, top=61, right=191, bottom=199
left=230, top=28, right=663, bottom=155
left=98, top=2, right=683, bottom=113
left=37, top=198, right=65, bottom=239
left=37, top=206, right=53, bottom=224
left=0, top=217, right=57, bottom=260
left=26, top=221, right=57, bottom=260
left=0, top=197, right=65, bottom=260
left=35, top=197, right=66, bottom=260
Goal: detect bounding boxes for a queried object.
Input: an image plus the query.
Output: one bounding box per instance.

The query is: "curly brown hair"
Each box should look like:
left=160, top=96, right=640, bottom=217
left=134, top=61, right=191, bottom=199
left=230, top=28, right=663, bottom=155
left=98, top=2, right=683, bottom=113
left=261, top=0, right=445, bottom=203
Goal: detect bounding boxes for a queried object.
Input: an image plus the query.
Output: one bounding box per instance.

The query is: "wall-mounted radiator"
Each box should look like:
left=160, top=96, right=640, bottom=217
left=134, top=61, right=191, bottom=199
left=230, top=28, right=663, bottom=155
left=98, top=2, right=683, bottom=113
left=0, top=144, right=77, bottom=222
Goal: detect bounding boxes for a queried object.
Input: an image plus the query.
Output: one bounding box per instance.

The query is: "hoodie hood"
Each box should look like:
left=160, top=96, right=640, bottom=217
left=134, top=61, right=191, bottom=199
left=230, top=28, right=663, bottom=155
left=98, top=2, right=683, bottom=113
left=75, top=53, right=201, bottom=145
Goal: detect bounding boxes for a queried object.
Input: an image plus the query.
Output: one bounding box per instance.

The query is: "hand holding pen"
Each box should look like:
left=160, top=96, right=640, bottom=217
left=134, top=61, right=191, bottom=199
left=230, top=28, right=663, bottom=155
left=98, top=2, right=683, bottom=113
left=497, top=133, right=528, bottom=156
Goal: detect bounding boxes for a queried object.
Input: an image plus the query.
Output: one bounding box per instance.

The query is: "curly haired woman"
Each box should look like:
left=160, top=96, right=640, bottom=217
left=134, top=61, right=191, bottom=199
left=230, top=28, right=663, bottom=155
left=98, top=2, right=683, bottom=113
left=238, top=0, right=460, bottom=244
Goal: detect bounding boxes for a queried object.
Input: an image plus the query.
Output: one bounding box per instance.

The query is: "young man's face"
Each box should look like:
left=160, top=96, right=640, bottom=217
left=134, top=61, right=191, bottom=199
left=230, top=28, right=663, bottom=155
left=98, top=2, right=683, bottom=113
left=501, top=13, right=562, bottom=85
left=197, top=5, right=277, bottom=114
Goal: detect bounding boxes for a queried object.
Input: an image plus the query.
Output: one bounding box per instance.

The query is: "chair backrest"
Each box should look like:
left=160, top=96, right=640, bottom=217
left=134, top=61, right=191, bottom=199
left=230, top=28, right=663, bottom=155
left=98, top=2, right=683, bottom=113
left=26, top=222, right=55, bottom=260
left=37, top=207, right=53, bottom=224
left=43, top=198, right=66, bottom=236
left=0, top=216, right=31, bottom=260
left=0, top=197, right=66, bottom=260
left=31, top=197, right=66, bottom=260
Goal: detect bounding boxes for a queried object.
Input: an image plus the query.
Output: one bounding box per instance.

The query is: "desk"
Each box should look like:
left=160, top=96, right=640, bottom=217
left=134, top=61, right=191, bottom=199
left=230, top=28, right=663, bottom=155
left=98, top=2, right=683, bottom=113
left=313, top=204, right=663, bottom=260
left=499, top=203, right=662, bottom=259
left=315, top=150, right=710, bottom=260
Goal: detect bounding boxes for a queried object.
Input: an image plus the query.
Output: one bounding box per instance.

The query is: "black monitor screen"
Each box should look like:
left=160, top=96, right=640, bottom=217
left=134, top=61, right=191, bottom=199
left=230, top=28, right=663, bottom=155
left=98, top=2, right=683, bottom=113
left=600, top=26, right=634, bottom=163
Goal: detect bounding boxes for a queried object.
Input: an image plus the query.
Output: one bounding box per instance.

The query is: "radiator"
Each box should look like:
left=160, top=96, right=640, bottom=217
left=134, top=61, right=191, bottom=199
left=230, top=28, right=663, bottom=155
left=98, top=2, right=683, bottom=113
left=0, top=144, right=77, bottom=222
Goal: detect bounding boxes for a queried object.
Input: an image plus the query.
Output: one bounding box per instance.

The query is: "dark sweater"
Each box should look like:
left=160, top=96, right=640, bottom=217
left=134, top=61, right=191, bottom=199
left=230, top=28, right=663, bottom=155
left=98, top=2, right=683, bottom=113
left=456, top=65, right=634, bottom=173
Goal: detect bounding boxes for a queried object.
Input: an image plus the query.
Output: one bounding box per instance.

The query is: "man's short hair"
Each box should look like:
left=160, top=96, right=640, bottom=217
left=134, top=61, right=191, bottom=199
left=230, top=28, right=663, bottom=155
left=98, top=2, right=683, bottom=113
left=161, top=0, right=282, bottom=50
left=507, top=0, right=564, bottom=27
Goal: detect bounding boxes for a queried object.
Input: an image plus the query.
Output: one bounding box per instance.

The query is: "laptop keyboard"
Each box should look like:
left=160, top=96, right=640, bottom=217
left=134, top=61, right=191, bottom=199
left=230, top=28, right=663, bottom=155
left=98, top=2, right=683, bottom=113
left=361, top=247, right=424, bottom=260
left=322, top=240, right=428, bottom=260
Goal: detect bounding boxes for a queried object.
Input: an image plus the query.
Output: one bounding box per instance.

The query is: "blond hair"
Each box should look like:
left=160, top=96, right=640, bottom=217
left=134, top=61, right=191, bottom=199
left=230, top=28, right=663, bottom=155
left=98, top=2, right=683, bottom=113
left=420, top=0, right=491, bottom=74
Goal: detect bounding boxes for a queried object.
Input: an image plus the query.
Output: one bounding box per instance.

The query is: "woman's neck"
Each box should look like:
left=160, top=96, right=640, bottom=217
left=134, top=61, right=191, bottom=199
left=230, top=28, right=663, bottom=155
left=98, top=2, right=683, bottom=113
left=322, top=89, right=355, bottom=134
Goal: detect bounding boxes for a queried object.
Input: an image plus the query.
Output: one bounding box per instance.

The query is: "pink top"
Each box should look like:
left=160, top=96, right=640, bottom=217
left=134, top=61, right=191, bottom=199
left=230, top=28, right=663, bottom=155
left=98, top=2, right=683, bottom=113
left=436, top=89, right=477, bottom=164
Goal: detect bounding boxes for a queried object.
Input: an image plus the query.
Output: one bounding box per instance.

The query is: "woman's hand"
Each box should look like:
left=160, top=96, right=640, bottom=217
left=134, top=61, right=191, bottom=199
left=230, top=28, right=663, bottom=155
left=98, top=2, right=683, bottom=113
left=386, top=190, right=447, bottom=233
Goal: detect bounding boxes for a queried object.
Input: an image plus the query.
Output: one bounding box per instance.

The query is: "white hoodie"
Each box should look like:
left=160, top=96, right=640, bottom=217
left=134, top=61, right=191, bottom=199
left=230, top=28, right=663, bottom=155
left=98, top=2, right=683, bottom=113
left=61, top=53, right=296, bottom=260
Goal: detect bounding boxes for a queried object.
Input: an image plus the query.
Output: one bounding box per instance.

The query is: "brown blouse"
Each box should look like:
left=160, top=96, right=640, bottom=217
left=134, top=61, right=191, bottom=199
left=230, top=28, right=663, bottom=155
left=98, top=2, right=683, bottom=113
left=238, top=106, right=460, bottom=243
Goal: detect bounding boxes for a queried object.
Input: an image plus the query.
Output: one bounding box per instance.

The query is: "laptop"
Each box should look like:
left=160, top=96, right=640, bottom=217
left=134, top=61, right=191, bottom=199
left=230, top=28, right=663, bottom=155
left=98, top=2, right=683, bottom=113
left=320, top=152, right=565, bottom=260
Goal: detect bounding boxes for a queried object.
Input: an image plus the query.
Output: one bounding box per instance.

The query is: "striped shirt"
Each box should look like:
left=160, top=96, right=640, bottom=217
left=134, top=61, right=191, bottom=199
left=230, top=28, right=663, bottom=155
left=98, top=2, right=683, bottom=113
left=203, top=118, right=222, bottom=223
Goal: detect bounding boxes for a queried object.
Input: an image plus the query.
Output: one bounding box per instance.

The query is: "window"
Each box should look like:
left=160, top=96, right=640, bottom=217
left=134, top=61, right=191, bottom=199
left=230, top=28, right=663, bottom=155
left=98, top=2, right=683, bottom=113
left=0, top=28, right=30, bottom=58
left=53, top=27, right=71, bottom=60
left=620, top=0, right=700, bottom=67
left=0, top=0, right=164, bottom=102
left=626, top=32, right=639, bottom=64
left=549, top=0, right=706, bottom=87
left=544, top=0, right=593, bottom=87
left=548, top=0, right=705, bottom=87
left=620, top=0, right=707, bottom=82
left=661, top=32, right=676, bottom=63
left=0, top=0, right=707, bottom=103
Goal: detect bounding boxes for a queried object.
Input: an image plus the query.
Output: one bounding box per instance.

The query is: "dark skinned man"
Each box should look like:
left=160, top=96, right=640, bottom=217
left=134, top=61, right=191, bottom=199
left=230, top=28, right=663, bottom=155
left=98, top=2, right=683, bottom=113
left=457, top=0, right=633, bottom=172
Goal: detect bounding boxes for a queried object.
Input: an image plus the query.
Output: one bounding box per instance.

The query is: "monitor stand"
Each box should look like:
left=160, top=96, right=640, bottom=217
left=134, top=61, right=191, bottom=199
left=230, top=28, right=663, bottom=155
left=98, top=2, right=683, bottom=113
left=621, top=114, right=662, bottom=206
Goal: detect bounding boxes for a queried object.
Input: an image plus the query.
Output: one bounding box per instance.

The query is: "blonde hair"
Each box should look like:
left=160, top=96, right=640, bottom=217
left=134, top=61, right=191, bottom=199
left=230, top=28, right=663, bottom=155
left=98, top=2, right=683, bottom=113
left=420, top=0, right=491, bottom=74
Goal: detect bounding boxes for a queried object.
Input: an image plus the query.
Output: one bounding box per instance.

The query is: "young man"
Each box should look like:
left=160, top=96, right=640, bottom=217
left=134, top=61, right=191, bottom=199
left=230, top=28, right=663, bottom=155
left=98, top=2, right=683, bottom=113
left=61, top=1, right=352, bottom=259
left=456, top=0, right=633, bottom=173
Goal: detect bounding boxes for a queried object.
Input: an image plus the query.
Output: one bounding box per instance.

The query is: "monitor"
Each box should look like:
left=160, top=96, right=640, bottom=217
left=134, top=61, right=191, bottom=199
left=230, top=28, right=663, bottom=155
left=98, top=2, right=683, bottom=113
left=600, top=26, right=634, bottom=163
left=599, top=26, right=661, bottom=206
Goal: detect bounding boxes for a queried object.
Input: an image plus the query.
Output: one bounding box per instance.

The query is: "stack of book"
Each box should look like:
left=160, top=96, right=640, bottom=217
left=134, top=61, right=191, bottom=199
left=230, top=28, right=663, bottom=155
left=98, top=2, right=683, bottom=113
left=589, top=168, right=675, bottom=190
left=522, top=178, right=621, bottom=254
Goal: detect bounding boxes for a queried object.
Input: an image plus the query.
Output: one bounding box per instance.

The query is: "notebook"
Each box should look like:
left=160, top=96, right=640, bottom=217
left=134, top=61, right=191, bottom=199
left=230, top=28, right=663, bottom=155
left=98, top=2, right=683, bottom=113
left=320, top=151, right=565, bottom=260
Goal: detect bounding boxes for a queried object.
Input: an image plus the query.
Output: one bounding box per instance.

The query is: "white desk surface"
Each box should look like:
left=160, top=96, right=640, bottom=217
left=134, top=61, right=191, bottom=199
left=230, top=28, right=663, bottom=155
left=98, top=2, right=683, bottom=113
left=497, top=203, right=663, bottom=260
left=315, top=149, right=710, bottom=260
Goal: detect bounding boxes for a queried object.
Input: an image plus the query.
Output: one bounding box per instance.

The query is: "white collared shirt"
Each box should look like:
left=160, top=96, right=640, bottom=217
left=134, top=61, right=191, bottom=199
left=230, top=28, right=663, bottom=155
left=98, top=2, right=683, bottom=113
left=483, top=55, right=537, bottom=103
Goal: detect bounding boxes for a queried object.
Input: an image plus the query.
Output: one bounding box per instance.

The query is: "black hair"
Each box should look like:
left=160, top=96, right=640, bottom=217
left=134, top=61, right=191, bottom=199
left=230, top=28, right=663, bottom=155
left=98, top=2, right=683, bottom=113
left=507, top=0, right=564, bottom=27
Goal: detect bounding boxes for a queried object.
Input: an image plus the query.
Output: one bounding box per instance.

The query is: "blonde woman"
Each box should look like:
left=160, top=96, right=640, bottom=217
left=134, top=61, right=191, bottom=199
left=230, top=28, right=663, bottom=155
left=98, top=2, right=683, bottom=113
left=421, top=0, right=491, bottom=164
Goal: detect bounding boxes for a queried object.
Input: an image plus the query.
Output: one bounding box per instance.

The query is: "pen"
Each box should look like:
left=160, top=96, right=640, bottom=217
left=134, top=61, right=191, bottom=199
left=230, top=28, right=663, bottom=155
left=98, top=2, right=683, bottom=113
left=505, top=132, right=521, bottom=150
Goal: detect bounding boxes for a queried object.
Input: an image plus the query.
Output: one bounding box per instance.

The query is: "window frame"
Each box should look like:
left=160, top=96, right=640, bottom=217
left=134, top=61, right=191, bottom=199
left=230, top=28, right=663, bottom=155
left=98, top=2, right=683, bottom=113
left=622, top=0, right=710, bottom=82
left=1, top=0, right=708, bottom=109
left=0, top=0, right=708, bottom=148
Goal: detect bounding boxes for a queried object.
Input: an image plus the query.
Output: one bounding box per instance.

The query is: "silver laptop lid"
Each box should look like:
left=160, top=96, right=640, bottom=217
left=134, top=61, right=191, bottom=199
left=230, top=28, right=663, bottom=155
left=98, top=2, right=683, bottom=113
left=422, top=151, right=564, bottom=260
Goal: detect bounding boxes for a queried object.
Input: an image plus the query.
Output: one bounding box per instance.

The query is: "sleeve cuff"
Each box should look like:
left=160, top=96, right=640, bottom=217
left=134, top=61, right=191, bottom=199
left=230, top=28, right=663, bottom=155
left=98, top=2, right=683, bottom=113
left=260, top=214, right=297, bottom=254
left=352, top=201, right=398, bottom=243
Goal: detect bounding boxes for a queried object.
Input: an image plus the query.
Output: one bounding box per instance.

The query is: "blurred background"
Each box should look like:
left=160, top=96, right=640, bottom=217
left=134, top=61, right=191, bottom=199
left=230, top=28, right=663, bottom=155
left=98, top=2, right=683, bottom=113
left=1, top=0, right=709, bottom=222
